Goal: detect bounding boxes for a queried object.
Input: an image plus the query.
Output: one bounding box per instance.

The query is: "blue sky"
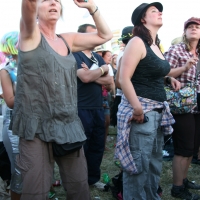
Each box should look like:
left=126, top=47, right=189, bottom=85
left=1, top=0, right=199, bottom=51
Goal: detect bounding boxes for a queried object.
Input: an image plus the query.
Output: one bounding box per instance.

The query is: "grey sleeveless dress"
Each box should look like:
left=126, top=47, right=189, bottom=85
left=11, top=34, right=86, bottom=144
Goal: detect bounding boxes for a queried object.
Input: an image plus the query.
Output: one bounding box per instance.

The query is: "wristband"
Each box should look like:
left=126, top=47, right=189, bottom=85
left=90, top=6, right=98, bottom=16
left=133, top=112, right=143, bottom=116
left=99, top=67, right=104, bottom=75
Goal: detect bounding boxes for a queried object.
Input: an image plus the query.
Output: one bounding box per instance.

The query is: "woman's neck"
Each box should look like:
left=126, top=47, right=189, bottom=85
left=189, top=40, right=199, bottom=55
left=145, top=25, right=160, bottom=45
left=82, top=50, right=92, bottom=58
left=39, top=23, right=57, bottom=39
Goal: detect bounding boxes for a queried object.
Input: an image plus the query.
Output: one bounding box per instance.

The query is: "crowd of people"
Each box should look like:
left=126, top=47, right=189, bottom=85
left=0, top=0, right=200, bottom=200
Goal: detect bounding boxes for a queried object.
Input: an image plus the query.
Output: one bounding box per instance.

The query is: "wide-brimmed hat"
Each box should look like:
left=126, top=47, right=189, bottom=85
left=184, top=17, right=200, bottom=30
left=131, top=2, right=163, bottom=25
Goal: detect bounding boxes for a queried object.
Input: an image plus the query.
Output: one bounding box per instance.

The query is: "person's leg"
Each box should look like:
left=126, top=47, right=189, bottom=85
left=11, top=191, right=21, bottom=200
left=78, top=109, right=93, bottom=156
left=198, top=147, right=200, bottom=160
left=194, top=114, right=200, bottom=159
left=171, top=114, right=200, bottom=199
left=55, top=148, right=91, bottom=200
left=78, top=109, right=105, bottom=185
left=104, top=113, right=110, bottom=149
left=92, top=109, right=106, bottom=186
left=2, top=120, right=14, bottom=174
left=172, top=155, right=191, bottom=186
left=123, top=111, right=161, bottom=200
left=2, top=120, right=21, bottom=200
left=144, top=114, right=163, bottom=200
left=0, top=142, right=11, bottom=184
left=103, top=99, right=110, bottom=149
left=110, top=95, right=121, bottom=127
left=172, top=114, right=194, bottom=186
left=18, top=138, right=54, bottom=200
left=10, top=153, right=21, bottom=200
left=182, top=114, right=200, bottom=189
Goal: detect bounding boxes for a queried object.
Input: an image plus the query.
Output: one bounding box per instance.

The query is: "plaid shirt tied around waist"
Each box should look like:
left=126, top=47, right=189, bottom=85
left=115, top=95, right=175, bottom=175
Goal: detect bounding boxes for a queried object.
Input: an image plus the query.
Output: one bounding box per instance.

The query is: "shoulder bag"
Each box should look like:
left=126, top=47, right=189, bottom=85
left=165, top=58, right=200, bottom=114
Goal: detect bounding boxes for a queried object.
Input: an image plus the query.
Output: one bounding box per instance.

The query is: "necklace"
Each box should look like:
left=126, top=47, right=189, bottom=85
left=82, top=51, right=99, bottom=66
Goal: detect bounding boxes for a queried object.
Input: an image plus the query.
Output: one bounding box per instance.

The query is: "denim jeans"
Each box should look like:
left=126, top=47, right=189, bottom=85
left=123, top=111, right=163, bottom=200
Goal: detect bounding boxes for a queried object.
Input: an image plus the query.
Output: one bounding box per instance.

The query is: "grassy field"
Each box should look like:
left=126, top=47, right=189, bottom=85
left=53, top=127, right=200, bottom=200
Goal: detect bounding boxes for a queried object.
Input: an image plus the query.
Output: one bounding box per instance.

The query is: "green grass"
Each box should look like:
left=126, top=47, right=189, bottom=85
left=53, top=127, right=200, bottom=200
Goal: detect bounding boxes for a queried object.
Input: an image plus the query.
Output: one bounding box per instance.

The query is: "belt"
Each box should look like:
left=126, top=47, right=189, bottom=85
left=152, top=108, right=163, bottom=113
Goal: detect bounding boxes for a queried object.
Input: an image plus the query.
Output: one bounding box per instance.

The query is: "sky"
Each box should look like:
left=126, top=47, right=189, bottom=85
left=0, top=0, right=199, bottom=51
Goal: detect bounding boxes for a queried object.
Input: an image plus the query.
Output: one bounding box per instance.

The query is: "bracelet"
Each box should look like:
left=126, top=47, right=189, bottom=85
left=133, top=112, right=143, bottom=116
left=99, top=67, right=104, bottom=75
left=90, top=6, right=98, bottom=15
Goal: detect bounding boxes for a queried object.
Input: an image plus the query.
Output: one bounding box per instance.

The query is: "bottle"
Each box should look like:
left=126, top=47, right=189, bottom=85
left=102, top=173, right=110, bottom=184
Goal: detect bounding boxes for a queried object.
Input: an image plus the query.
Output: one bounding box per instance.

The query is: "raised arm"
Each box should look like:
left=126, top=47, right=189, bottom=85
left=63, top=0, right=113, bottom=52
left=20, top=0, right=42, bottom=51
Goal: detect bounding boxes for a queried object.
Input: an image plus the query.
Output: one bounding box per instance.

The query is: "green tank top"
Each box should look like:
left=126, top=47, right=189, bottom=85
left=11, top=34, right=86, bottom=144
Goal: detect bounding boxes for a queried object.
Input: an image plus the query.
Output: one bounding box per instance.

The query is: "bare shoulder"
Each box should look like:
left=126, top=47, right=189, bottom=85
left=127, top=36, right=145, bottom=50
left=124, top=36, right=146, bottom=59
left=60, top=32, right=76, bottom=49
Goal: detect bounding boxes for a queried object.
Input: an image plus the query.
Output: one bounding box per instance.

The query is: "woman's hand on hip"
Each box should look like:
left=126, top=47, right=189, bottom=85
left=128, top=108, right=144, bottom=123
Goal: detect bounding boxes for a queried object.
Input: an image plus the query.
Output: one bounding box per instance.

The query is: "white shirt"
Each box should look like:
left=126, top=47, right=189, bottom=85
left=108, top=64, right=114, bottom=76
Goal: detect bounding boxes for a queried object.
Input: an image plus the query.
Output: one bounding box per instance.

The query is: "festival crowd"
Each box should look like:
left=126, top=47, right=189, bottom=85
left=0, top=0, right=200, bottom=200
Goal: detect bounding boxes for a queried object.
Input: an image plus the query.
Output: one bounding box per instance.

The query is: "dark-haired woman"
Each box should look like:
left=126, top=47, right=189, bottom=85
left=115, top=2, right=180, bottom=200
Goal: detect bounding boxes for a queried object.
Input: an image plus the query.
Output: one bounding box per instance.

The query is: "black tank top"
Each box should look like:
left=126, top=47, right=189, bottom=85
left=131, top=39, right=170, bottom=102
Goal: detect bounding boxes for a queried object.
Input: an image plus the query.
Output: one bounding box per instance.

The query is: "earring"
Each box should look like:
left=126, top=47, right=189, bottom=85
left=36, top=16, right=39, bottom=24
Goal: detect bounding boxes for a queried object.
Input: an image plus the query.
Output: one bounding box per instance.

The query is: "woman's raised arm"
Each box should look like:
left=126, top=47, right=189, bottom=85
left=63, top=0, right=113, bottom=52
